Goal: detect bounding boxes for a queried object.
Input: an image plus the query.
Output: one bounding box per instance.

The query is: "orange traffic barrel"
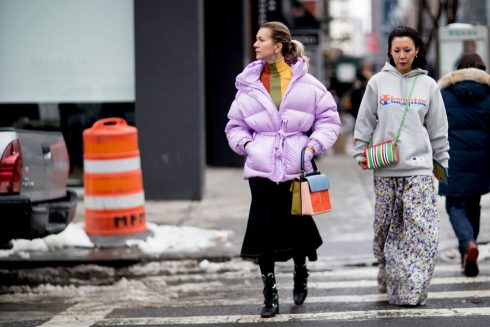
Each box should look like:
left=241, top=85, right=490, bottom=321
left=83, top=118, right=150, bottom=246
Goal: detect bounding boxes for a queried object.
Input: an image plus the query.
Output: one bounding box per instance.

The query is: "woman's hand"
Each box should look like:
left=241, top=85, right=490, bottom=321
left=304, top=147, right=314, bottom=172
left=357, top=157, right=369, bottom=170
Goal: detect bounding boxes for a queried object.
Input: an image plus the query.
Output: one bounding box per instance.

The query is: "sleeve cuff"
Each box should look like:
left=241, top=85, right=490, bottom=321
left=307, top=139, right=322, bottom=154
left=238, top=137, right=252, bottom=153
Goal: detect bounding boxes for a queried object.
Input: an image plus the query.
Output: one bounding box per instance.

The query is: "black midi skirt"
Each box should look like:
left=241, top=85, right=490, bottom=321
left=241, top=177, right=323, bottom=262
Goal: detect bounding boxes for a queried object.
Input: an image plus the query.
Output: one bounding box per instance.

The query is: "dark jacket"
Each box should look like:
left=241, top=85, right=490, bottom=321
left=438, top=68, right=490, bottom=196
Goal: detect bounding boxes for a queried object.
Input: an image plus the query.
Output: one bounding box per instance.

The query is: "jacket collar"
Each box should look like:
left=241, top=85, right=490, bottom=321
left=438, top=68, right=490, bottom=90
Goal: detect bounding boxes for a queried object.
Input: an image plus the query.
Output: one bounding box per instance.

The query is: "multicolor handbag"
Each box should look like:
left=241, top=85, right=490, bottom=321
left=363, top=76, right=418, bottom=170
left=291, top=147, right=331, bottom=216
left=364, top=139, right=398, bottom=169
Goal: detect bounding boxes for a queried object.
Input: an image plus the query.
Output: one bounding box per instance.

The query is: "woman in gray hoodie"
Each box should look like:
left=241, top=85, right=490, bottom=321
left=353, top=26, right=449, bottom=306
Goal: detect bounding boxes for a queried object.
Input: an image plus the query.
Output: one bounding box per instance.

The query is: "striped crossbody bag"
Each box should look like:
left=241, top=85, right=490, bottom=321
left=364, top=76, right=418, bottom=170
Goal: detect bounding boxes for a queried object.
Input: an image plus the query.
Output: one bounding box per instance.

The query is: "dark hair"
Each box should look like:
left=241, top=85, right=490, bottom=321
left=260, top=21, right=306, bottom=64
left=457, top=53, right=486, bottom=71
left=387, top=26, right=427, bottom=70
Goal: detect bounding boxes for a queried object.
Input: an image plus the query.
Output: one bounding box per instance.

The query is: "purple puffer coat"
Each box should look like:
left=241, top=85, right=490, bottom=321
left=225, top=58, right=341, bottom=182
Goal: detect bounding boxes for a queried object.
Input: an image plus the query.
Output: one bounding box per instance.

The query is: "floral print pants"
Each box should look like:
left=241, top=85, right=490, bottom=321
left=373, top=176, right=439, bottom=306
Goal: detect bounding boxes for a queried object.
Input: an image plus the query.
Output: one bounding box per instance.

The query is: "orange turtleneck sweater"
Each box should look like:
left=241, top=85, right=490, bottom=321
left=260, top=57, right=292, bottom=108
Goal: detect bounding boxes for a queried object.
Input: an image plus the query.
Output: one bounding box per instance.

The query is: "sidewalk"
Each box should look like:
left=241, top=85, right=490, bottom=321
left=72, top=153, right=490, bottom=267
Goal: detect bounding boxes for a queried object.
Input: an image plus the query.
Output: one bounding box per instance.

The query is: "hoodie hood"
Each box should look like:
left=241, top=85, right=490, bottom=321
left=381, top=62, right=428, bottom=78
left=438, top=68, right=490, bottom=101
left=235, top=58, right=308, bottom=91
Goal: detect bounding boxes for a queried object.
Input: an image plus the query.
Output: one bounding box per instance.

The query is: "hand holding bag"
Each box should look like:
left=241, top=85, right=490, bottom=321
left=363, top=76, right=418, bottom=170
left=364, top=139, right=399, bottom=169
left=303, top=149, right=314, bottom=173
left=291, top=147, right=331, bottom=216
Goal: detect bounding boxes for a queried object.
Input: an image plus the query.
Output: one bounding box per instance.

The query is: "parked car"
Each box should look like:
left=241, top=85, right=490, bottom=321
left=0, top=128, right=77, bottom=247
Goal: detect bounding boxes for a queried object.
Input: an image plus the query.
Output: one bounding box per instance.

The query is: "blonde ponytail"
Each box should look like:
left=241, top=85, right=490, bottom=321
left=288, top=39, right=309, bottom=64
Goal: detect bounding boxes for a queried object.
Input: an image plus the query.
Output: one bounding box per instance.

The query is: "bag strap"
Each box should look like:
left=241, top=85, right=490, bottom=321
left=394, top=76, right=419, bottom=143
left=300, top=146, right=318, bottom=176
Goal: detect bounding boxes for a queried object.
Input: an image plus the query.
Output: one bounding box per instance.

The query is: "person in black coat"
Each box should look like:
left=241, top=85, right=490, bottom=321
left=438, top=53, right=490, bottom=277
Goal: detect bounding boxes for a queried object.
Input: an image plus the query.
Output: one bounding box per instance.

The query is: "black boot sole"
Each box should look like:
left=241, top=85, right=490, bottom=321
left=293, top=289, right=307, bottom=305
left=260, top=305, right=279, bottom=318
left=464, top=261, right=479, bottom=277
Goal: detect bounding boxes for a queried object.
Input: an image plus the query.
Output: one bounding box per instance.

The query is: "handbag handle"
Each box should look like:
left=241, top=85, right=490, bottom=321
left=394, top=75, right=419, bottom=143
left=300, top=146, right=318, bottom=176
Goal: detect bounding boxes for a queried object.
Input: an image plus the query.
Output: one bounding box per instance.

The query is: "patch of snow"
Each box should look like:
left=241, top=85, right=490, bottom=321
left=43, top=223, right=94, bottom=249
left=126, top=223, right=233, bottom=255
left=0, top=222, right=233, bottom=258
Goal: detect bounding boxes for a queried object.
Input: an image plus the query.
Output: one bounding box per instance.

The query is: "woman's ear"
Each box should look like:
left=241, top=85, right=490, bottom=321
left=274, top=42, right=283, bottom=54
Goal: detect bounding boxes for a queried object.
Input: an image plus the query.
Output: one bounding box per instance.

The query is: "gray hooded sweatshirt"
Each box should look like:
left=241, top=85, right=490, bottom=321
left=353, top=62, right=449, bottom=177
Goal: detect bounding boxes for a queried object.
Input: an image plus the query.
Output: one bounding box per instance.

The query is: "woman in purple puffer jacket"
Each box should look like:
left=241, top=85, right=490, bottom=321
left=225, top=21, right=340, bottom=318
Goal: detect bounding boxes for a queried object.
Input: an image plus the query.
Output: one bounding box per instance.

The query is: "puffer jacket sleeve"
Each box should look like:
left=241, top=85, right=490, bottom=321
left=307, top=90, right=341, bottom=154
left=225, top=93, right=253, bottom=156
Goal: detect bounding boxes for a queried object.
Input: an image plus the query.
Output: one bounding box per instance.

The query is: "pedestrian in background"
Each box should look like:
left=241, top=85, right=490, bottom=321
left=438, top=53, right=490, bottom=277
left=341, top=63, right=373, bottom=121
left=353, top=26, right=449, bottom=306
left=225, top=21, right=340, bottom=318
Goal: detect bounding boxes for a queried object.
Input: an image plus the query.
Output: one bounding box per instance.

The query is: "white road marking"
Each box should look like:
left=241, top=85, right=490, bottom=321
left=39, top=302, right=114, bottom=327
left=96, top=307, right=490, bottom=325
left=310, top=275, right=490, bottom=289
left=162, top=264, right=490, bottom=282
left=169, top=275, right=490, bottom=294
left=158, top=289, right=490, bottom=307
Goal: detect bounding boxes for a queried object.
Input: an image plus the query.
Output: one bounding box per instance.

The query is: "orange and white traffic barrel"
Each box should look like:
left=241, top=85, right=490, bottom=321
left=83, top=118, right=149, bottom=246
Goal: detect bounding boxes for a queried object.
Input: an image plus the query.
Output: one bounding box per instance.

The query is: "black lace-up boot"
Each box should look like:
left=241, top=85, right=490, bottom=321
left=293, top=264, right=308, bottom=305
left=260, top=272, right=279, bottom=318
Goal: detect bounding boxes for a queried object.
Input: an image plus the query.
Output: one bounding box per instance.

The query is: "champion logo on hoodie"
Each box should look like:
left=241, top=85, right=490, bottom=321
left=380, top=95, right=392, bottom=105
left=379, top=95, right=429, bottom=107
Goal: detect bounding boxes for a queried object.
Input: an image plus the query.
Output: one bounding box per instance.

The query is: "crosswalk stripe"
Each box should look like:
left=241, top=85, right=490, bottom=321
left=170, top=275, right=490, bottom=294
left=310, top=275, right=490, bottom=289
left=97, top=307, right=490, bottom=325
left=159, top=289, right=490, bottom=307
left=310, top=289, right=490, bottom=303
left=162, top=264, right=490, bottom=282
left=39, top=302, right=115, bottom=327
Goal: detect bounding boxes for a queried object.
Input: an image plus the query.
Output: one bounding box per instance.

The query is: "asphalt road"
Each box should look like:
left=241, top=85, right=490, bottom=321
left=1, top=259, right=490, bottom=326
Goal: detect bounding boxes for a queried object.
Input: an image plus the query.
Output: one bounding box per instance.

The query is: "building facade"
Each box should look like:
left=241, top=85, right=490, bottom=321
left=0, top=0, right=328, bottom=200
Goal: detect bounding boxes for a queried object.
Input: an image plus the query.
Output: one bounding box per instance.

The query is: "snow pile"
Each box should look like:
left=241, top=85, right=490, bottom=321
left=127, top=223, right=233, bottom=254
left=0, top=222, right=233, bottom=258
